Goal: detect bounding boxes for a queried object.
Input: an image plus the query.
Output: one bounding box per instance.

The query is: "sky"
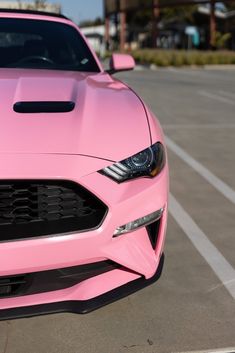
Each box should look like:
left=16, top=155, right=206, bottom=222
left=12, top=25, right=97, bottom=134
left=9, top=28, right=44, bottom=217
left=49, top=0, right=103, bottom=23
left=3, top=0, right=103, bottom=23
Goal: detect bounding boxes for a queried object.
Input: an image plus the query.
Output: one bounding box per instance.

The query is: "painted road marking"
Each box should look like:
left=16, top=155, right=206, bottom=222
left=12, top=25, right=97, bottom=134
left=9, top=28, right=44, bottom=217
left=166, top=136, right=235, bottom=206
left=169, top=194, right=235, bottom=300
left=167, top=67, right=199, bottom=76
left=176, top=348, right=235, bottom=353
left=165, top=68, right=235, bottom=82
left=162, top=123, right=235, bottom=130
left=219, top=90, right=235, bottom=99
left=198, top=91, right=235, bottom=105
left=135, top=65, right=146, bottom=71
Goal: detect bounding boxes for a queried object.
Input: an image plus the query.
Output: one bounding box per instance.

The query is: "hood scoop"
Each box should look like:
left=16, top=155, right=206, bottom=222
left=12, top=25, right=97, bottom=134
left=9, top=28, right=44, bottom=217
left=13, top=101, right=75, bottom=114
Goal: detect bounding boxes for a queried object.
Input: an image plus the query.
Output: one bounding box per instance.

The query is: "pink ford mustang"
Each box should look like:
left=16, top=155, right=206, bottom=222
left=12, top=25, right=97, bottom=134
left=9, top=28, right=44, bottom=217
left=0, top=9, right=168, bottom=320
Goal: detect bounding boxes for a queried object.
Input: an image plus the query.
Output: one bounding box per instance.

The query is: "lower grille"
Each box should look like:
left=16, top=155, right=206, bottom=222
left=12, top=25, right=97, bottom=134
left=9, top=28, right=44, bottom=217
left=0, top=261, right=119, bottom=299
left=0, top=276, right=27, bottom=297
left=0, top=180, right=108, bottom=241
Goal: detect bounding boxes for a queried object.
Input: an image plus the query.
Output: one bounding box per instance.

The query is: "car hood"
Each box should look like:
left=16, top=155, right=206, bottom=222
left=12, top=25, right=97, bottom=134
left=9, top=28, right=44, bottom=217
left=0, top=69, right=151, bottom=161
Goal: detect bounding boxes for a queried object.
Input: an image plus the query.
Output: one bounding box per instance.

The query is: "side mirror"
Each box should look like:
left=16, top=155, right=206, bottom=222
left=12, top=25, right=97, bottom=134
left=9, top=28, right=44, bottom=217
left=107, top=53, right=135, bottom=74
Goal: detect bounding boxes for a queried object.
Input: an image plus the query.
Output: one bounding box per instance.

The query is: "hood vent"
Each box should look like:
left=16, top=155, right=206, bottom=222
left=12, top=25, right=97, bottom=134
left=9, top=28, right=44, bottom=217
left=13, top=101, right=75, bottom=114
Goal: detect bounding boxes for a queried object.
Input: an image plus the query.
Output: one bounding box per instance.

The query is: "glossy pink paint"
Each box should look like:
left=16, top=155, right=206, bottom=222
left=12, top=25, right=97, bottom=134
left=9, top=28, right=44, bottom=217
left=110, top=53, right=136, bottom=72
left=0, top=12, right=168, bottom=313
left=0, top=69, right=152, bottom=161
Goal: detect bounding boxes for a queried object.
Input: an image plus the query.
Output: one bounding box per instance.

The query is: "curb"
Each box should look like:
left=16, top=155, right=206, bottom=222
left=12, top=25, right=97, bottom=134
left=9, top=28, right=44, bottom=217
left=135, top=64, right=235, bottom=71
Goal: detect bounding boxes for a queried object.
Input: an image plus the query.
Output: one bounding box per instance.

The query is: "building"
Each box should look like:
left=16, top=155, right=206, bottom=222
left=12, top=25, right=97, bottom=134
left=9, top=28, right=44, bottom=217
left=0, top=1, right=61, bottom=14
left=80, top=24, right=117, bottom=55
left=104, top=0, right=235, bottom=50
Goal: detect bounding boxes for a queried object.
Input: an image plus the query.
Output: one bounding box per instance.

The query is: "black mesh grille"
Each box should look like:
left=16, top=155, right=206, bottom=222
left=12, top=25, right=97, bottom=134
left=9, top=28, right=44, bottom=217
left=0, top=180, right=108, bottom=241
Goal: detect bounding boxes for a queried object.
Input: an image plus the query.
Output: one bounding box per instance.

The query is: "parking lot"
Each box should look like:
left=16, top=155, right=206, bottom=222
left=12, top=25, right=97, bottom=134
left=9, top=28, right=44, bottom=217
left=0, top=67, right=235, bottom=353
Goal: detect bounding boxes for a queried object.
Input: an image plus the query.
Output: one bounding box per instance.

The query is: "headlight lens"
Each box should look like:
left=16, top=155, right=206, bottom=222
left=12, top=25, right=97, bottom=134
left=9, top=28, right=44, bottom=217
left=99, top=142, right=165, bottom=183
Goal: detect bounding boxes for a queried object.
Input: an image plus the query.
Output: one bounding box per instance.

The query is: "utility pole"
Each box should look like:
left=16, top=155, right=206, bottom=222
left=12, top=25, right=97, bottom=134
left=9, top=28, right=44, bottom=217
left=105, top=16, right=110, bottom=50
left=120, top=0, right=126, bottom=51
left=152, top=0, right=160, bottom=48
left=210, top=0, right=216, bottom=49
left=104, top=0, right=109, bottom=49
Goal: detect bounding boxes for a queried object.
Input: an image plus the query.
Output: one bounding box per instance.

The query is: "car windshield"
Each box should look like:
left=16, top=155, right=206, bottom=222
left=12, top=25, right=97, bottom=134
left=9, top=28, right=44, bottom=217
left=0, top=18, right=100, bottom=72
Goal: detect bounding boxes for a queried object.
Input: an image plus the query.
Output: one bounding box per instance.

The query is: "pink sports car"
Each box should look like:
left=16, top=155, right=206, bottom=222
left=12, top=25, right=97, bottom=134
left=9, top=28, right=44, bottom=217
left=0, top=9, right=168, bottom=320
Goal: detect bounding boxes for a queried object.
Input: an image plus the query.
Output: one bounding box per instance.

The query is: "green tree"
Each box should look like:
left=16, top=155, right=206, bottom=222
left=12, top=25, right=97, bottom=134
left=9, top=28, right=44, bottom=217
left=127, top=4, right=197, bottom=30
left=161, top=5, right=197, bottom=23
left=79, top=17, right=104, bottom=28
left=215, top=31, right=232, bottom=49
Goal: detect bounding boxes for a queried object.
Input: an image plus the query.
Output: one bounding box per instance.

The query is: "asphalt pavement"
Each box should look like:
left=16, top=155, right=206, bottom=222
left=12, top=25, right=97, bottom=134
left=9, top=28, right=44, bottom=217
left=0, top=67, right=235, bottom=353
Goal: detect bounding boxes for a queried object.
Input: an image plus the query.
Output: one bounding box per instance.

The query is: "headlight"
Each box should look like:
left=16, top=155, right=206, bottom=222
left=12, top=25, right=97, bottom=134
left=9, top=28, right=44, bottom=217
left=99, top=142, right=165, bottom=183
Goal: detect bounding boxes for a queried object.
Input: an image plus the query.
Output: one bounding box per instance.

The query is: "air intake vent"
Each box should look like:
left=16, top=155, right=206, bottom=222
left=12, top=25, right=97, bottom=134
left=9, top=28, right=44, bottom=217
left=0, top=275, right=27, bottom=297
left=0, top=180, right=107, bottom=241
left=146, top=219, right=161, bottom=249
left=0, top=261, right=118, bottom=299
left=13, top=101, right=75, bottom=113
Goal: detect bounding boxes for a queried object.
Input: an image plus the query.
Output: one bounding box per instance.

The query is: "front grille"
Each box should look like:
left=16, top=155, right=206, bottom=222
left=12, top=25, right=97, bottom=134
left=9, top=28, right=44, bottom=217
left=0, top=261, right=119, bottom=299
left=0, top=180, right=108, bottom=241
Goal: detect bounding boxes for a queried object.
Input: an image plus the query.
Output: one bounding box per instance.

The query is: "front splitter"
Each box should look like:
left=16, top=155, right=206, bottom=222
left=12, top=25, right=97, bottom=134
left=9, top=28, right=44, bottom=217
left=0, top=254, right=164, bottom=321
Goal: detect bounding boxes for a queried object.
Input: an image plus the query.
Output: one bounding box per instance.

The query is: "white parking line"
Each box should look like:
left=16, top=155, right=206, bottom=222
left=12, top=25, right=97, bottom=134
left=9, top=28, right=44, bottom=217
left=169, top=194, right=235, bottom=300
left=219, top=90, right=235, bottom=99
left=165, top=136, right=235, bottom=206
left=162, top=123, right=235, bottom=130
left=198, top=90, right=235, bottom=105
left=175, top=348, right=235, bottom=353
left=135, top=65, right=146, bottom=71
left=167, top=67, right=198, bottom=76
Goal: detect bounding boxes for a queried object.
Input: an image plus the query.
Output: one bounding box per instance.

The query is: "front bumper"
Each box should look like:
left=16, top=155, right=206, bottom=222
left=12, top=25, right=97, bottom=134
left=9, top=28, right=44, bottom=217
left=0, top=255, right=164, bottom=321
left=0, top=153, right=168, bottom=319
